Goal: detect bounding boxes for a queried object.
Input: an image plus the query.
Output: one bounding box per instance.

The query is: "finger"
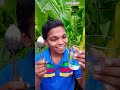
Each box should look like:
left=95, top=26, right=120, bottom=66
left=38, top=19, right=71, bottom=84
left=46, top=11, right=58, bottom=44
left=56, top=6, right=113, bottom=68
left=105, top=58, right=120, bottom=67
left=104, top=84, right=117, bottom=90
left=35, top=64, right=46, bottom=69
left=35, top=60, right=47, bottom=65
left=92, top=74, right=120, bottom=88
left=72, top=46, right=85, bottom=54
left=36, top=70, right=47, bottom=78
left=35, top=69, right=47, bottom=75
left=36, top=59, right=46, bottom=64
left=74, top=53, right=85, bottom=59
left=93, top=67, right=120, bottom=78
left=35, top=66, right=46, bottom=74
left=89, top=47, right=107, bottom=61
left=78, top=50, right=85, bottom=54
left=74, top=54, right=85, bottom=63
left=75, top=58, right=85, bottom=63
left=73, top=46, right=85, bottom=54
left=79, top=62, right=85, bottom=69
left=35, top=67, right=46, bottom=73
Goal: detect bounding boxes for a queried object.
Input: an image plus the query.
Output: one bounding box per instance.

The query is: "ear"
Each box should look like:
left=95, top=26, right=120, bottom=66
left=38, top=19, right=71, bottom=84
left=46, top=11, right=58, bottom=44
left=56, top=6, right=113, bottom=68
left=44, top=40, right=48, bottom=46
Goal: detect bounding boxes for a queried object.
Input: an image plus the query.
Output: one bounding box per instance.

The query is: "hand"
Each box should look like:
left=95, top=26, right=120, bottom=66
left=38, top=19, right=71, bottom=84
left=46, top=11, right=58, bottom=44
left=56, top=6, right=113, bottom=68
left=73, top=46, right=85, bottom=70
left=90, top=48, right=120, bottom=89
left=72, top=46, right=85, bottom=90
left=35, top=59, right=47, bottom=79
left=92, top=58, right=120, bottom=89
left=3, top=81, right=28, bottom=90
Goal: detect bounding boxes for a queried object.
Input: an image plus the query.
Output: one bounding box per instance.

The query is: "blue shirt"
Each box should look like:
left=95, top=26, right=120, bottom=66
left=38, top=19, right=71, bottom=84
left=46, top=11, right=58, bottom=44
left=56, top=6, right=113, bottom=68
left=86, top=54, right=104, bottom=90
left=86, top=74, right=104, bottom=90
left=35, top=48, right=82, bottom=90
left=0, top=49, right=35, bottom=90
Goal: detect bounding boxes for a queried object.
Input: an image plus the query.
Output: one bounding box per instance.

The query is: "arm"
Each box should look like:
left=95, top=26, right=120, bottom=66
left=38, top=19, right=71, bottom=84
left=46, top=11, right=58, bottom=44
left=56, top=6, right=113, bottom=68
left=77, top=70, right=85, bottom=90
left=0, top=81, right=28, bottom=90
left=35, top=60, right=47, bottom=90
left=35, top=74, right=41, bottom=90
left=73, top=48, right=85, bottom=90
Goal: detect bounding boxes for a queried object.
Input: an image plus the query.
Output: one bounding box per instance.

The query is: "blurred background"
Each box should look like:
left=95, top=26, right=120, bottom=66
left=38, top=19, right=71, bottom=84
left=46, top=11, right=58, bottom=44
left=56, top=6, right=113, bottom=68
left=0, top=0, right=31, bottom=69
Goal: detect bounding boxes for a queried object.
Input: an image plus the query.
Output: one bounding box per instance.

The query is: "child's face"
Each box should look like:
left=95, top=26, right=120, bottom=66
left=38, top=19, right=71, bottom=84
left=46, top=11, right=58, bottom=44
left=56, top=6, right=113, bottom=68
left=45, top=26, right=68, bottom=55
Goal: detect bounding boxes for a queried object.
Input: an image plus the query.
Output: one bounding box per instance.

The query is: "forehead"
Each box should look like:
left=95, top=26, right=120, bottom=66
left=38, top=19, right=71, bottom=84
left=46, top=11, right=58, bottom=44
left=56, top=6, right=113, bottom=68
left=47, top=26, right=66, bottom=37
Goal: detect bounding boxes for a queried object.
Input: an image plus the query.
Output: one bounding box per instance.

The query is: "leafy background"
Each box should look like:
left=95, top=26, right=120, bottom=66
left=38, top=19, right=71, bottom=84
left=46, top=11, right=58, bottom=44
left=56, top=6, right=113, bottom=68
left=86, top=0, right=120, bottom=57
left=85, top=0, right=120, bottom=83
left=35, top=0, right=85, bottom=54
left=0, top=0, right=85, bottom=73
left=0, top=0, right=31, bottom=69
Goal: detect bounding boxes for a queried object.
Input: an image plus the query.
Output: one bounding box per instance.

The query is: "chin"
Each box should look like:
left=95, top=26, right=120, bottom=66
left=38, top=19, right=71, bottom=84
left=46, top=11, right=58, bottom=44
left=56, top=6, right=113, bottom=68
left=58, top=49, right=65, bottom=54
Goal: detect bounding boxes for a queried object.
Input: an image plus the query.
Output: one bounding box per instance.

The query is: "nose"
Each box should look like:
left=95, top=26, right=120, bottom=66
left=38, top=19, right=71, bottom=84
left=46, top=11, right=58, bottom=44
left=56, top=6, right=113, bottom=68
left=57, top=38, right=64, bottom=45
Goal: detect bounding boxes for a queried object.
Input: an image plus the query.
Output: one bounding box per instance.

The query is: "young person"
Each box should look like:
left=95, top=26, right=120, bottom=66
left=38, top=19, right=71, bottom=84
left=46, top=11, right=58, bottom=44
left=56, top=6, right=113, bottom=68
left=35, top=20, right=85, bottom=90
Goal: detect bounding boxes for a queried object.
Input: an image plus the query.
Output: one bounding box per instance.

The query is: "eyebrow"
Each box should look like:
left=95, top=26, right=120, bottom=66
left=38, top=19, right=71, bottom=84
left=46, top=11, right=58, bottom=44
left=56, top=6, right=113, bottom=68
left=49, top=34, right=67, bottom=39
left=50, top=36, right=58, bottom=39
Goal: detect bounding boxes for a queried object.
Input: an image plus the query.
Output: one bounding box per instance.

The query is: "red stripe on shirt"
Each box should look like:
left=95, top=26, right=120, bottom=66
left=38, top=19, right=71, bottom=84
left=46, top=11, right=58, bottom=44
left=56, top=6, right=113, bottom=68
left=59, top=68, right=72, bottom=72
left=47, top=69, right=55, bottom=73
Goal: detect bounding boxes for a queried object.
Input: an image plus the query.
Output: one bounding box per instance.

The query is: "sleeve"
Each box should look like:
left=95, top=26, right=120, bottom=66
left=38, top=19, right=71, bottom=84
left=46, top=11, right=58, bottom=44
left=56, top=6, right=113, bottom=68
left=35, top=53, right=40, bottom=63
left=73, top=67, right=82, bottom=79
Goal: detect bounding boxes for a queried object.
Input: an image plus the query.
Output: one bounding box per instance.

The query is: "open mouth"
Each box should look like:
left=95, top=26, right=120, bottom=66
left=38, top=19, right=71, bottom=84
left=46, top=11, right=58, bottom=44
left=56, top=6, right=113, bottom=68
left=57, top=46, right=65, bottom=51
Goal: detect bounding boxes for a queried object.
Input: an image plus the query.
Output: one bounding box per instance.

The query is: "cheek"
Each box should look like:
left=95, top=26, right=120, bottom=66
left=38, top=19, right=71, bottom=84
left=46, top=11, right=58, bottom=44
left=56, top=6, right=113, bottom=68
left=48, top=43, right=57, bottom=52
left=48, top=42, right=56, bottom=47
left=64, top=38, right=68, bottom=44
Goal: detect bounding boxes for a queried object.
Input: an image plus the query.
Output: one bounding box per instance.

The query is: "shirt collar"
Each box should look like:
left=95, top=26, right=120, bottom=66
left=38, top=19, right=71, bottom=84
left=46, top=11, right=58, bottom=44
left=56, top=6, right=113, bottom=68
left=43, top=48, right=69, bottom=63
left=61, top=48, right=69, bottom=62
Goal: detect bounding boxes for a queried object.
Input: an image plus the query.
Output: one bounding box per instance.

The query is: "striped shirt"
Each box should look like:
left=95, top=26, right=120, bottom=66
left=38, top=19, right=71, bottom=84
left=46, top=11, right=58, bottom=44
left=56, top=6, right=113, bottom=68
left=35, top=48, right=82, bottom=90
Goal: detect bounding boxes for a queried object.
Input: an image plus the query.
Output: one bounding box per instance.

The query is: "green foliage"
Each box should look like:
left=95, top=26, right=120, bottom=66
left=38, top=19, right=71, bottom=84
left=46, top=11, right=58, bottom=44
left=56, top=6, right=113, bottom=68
left=35, top=0, right=85, bottom=54
left=86, top=0, right=120, bottom=57
left=86, top=0, right=119, bottom=35
left=0, top=0, right=31, bottom=69
left=0, top=0, right=16, bottom=69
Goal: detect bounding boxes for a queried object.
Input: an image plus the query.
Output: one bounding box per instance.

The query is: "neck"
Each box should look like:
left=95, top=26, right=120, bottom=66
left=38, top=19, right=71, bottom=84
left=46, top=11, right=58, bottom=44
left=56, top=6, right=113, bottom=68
left=50, top=51, right=62, bottom=65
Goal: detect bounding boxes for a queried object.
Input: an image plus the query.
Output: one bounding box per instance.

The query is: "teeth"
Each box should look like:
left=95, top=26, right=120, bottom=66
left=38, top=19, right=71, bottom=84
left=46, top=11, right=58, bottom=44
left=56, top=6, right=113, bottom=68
left=57, top=46, right=64, bottom=49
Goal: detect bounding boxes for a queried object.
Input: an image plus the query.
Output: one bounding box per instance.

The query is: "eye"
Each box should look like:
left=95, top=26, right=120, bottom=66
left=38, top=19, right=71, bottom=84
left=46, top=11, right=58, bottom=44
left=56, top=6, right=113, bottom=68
left=51, top=39, right=56, bottom=41
left=50, top=37, right=58, bottom=41
left=62, top=34, right=67, bottom=39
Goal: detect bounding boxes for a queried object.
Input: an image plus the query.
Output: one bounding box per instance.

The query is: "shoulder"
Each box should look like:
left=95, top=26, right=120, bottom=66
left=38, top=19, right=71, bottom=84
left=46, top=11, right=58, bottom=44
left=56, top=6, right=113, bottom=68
left=64, top=48, right=69, bottom=55
left=35, top=48, right=50, bottom=62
